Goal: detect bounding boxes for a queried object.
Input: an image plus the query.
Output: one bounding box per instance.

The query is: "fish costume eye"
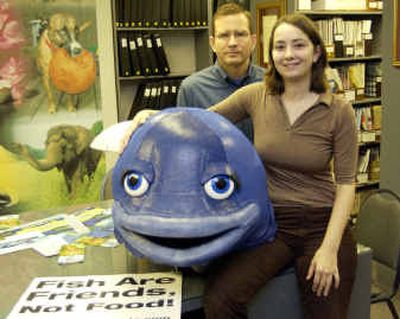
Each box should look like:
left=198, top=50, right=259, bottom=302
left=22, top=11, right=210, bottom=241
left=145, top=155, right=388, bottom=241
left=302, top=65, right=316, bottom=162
left=124, top=172, right=149, bottom=197
left=204, top=175, right=235, bottom=200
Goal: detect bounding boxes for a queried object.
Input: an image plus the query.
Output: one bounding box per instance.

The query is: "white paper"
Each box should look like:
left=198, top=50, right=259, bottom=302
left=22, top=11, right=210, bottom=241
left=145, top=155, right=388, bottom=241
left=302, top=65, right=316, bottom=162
left=31, top=235, right=68, bottom=257
left=90, top=121, right=132, bottom=152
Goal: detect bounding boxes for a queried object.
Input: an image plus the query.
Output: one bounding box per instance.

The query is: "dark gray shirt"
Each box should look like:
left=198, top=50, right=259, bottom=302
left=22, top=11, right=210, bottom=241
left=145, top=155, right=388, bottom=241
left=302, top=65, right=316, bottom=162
left=177, top=62, right=265, bottom=141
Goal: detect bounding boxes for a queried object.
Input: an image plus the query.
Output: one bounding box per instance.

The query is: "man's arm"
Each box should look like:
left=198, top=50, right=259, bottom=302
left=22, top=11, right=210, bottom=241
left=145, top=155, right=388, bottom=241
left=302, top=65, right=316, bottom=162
left=176, top=82, right=189, bottom=106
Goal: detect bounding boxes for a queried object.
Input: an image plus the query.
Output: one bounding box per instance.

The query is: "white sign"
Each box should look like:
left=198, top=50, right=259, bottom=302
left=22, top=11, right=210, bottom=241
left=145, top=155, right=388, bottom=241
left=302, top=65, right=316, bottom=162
left=7, top=272, right=182, bottom=319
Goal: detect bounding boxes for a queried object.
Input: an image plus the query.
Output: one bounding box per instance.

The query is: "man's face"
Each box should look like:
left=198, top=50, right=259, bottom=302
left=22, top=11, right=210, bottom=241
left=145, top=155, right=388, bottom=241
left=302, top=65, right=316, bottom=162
left=210, top=13, right=256, bottom=69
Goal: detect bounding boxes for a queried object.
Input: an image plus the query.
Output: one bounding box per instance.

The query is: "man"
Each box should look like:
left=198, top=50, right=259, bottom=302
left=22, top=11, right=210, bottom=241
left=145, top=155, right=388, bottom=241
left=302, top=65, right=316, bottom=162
left=176, top=3, right=264, bottom=141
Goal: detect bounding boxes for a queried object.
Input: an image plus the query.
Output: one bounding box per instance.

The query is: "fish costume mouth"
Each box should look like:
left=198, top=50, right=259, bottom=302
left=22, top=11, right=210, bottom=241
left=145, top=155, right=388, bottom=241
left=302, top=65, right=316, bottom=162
left=113, top=202, right=262, bottom=266
left=92, top=108, right=276, bottom=267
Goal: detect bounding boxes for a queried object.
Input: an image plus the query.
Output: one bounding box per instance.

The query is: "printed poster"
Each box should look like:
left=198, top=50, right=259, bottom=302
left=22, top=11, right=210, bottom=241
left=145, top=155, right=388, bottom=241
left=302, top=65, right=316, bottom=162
left=7, top=272, right=182, bottom=319
left=0, top=0, right=106, bottom=214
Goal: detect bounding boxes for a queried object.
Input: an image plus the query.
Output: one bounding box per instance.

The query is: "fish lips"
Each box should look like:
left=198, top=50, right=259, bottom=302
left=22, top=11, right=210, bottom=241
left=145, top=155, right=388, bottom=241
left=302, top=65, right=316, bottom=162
left=113, top=202, right=261, bottom=267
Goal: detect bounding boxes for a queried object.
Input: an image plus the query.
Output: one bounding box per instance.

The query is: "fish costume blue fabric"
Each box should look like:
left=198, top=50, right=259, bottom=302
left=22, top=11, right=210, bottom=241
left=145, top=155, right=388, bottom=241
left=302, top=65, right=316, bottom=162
left=94, top=108, right=276, bottom=267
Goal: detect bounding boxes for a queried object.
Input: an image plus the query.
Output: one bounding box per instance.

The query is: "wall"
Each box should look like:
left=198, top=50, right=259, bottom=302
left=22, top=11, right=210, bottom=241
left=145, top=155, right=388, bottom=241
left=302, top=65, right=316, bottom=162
left=96, top=0, right=119, bottom=169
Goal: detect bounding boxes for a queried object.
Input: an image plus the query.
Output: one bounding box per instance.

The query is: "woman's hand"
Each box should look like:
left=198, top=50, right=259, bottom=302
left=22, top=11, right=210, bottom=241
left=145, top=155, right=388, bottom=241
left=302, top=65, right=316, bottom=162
left=306, top=245, right=339, bottom=297
left=118, top=109, right=159, bottom=153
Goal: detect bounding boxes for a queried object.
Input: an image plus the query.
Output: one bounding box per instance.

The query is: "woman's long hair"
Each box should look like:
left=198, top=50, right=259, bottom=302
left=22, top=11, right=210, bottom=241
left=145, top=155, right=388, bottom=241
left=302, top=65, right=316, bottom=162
left=265, top=14, right=328, bottom=95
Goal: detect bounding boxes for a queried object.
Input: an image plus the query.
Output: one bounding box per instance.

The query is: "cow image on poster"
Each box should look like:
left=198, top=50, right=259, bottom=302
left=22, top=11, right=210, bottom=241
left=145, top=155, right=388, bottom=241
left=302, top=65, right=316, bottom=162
left=36, top=12, right=95, bottom=113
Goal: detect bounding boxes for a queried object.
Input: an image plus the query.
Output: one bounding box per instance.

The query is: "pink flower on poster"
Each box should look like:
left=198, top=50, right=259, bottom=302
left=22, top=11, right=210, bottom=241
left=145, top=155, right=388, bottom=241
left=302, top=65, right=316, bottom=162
left=0, top=56, right=28, bottom=105
left=0, top=0, right=25, bottom=51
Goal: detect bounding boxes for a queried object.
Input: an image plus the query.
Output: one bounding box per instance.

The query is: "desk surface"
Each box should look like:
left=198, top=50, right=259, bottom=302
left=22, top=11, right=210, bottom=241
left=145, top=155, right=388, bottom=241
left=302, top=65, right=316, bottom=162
left=0, top=202, right=204, bottom=318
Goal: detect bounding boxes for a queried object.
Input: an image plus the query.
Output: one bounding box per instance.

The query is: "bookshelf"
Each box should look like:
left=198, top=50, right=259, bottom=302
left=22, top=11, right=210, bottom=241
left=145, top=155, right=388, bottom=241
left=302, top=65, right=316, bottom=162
left=111, top=0, right=213, bottom=121
left=292, top=3, right=383, bottom=215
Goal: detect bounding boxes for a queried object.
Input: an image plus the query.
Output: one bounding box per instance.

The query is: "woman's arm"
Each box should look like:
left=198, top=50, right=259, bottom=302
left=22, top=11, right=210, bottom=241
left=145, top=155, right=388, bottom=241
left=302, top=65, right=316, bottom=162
left=306, top=183, right=355, bottom=297
left=209, top=83, right=261, bottom=123
left=306, top=96, right=357, bottom=297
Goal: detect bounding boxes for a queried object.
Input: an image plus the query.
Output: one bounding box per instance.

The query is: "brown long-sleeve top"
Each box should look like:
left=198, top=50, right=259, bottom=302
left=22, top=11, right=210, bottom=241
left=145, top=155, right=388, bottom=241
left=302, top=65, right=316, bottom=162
left=209, top=82, right=357, bottom=208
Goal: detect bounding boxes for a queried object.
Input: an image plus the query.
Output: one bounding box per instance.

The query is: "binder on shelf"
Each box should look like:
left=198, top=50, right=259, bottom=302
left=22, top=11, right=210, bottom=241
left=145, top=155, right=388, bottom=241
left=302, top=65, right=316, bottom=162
left=128, top=84, right=146, bottom=119
left=143, top=33, right=160, bottom=75
left=172, top=0, right=180, bottom=27
left=156, top=83, right=162, bottom=109
left=333, top=18, right=344, bottom=58
left=117, top=32, right=132, bottom=77
left=192, top=0, right=202, bottom=26
left=143, top=0, right=153, bottom=27
left=166, top=79, right=180, bottom=106
left=136, top=0, right=144, bottom=27
left=128, top=34, right=142, bottom=76
left=159, top=80, right=171, bottom=108
left=131, top=81, right=152, bottom=115
left=160, top=0, right=171, bottom=27
left=159, top=79, right=180, bottom=108
left=115, top=0, right=124, bottom=27
left=122, top=0, right=131, bottom=27
left=148, top=83, right=160, bottom=109
left=152, top=0, right=161, bottom=27
left=152, top=33, right=170, bottom=75
left=135, top=34, right=152, bottom=76
left=201, top=0, right=208, bottom=26
left=362, top=19, right=373, bottom=56
left=129, top=0, right=139, bottom=27
left=177, top=0, right=186, bottom=27
left=184, top=0, right=192, bottom=27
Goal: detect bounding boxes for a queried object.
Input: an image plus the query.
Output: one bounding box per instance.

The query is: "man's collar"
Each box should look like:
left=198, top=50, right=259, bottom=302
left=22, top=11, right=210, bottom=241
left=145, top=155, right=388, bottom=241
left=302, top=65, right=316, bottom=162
left=214, top=61, right=251, bottom=86
left=214, top=61, right=253, bottom=80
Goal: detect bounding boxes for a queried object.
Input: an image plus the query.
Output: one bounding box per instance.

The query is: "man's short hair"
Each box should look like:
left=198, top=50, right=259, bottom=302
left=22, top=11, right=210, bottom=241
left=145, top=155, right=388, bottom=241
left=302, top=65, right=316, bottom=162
left=211, top=2, right=253, bottom=36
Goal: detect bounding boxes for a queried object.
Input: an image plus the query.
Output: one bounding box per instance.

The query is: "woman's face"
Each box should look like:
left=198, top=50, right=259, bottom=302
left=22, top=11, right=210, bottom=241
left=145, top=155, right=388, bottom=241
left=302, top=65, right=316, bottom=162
left=271, top=23, right=320, bottom=83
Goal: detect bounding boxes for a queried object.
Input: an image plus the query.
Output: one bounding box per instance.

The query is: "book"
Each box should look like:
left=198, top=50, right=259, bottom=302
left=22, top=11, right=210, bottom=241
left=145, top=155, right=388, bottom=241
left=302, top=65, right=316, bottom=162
left=325, top=67, right=344, bottom=93
left=371, top=104, right=382, bottom=131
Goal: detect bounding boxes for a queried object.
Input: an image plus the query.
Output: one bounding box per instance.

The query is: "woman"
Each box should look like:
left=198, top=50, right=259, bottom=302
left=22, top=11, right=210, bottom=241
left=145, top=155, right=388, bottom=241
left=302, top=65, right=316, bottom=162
left=121, top=14, right=357, bottom=319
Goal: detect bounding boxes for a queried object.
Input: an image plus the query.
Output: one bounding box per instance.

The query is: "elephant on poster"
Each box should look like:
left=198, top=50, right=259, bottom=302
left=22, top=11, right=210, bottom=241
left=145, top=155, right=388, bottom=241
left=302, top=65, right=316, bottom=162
left=11, top=124, right=102, bottom=197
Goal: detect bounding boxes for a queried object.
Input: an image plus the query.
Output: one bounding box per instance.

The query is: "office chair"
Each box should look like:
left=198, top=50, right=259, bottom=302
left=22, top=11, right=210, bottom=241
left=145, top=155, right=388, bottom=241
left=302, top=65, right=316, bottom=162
left=355, top=189, right=400, bottom=319
left=100, top=169, right=113, bottom=200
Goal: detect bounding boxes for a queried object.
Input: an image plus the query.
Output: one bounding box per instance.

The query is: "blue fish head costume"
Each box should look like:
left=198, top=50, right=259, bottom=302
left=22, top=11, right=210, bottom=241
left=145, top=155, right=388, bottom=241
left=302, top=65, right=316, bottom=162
left=112, top=108, right=276, bottom=267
